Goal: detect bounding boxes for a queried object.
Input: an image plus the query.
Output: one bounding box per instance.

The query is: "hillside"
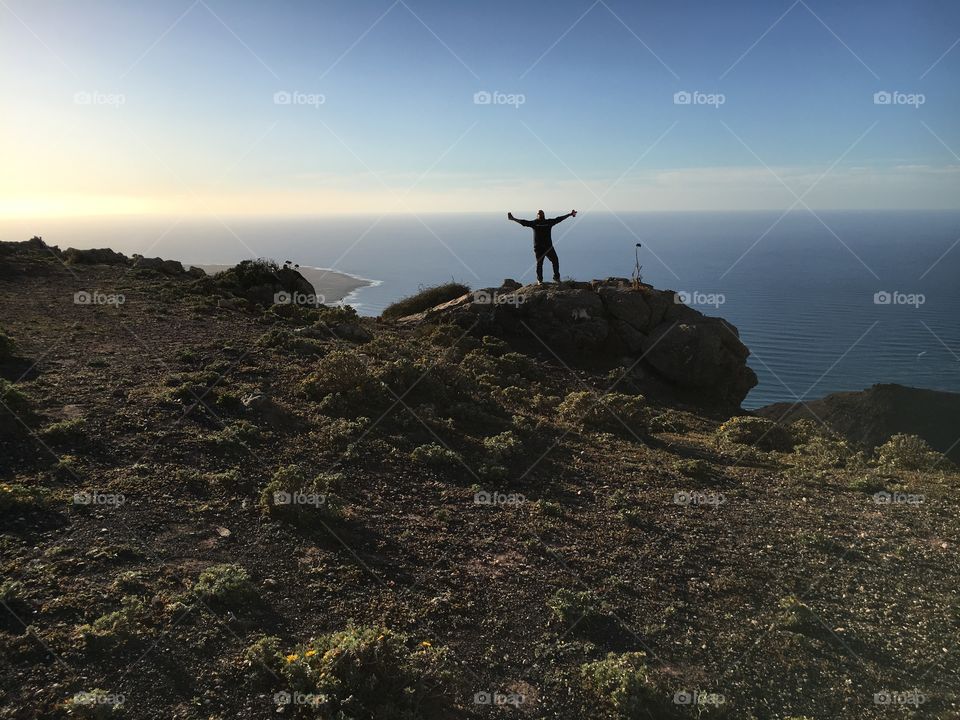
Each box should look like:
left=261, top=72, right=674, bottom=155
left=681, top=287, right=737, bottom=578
left=1, top=239, right=959, bottom=719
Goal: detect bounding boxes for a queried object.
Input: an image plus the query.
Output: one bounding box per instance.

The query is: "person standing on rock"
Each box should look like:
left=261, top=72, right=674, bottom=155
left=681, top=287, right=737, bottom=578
left=507, top=209, right=577, bottom=284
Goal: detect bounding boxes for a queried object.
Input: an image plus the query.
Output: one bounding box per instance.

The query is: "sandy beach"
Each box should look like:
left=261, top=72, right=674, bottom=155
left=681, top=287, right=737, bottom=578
left=192, top=264, right=377, bottom=306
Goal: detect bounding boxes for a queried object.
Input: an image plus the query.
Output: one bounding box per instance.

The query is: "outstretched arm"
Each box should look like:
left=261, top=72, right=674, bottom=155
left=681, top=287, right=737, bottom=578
left=550, top=210, right=578, bottom=225
left=507, top=212, right=532, bottom=227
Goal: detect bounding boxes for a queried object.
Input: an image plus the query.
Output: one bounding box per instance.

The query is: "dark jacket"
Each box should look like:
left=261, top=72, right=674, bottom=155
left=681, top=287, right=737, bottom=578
left=514, top=214, right=573, bottom=249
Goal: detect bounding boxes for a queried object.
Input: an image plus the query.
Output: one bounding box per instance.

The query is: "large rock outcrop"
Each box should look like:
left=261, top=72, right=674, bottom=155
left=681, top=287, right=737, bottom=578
left=400, top=278, right=758, bottom=408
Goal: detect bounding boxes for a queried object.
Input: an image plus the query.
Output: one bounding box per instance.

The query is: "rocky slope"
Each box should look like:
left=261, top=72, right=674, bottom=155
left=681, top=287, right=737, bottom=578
left=399, top=278, right=758, bottom=409
left=0, top=240, right=958, bottom=720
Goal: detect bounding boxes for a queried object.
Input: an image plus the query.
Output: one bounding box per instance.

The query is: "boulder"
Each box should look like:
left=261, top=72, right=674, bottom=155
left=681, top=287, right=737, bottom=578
left=132, top=255, right=185, bottom=274
left=62, top=247, right=129, bottom=265
left=400, top=279, right=758, bottom=408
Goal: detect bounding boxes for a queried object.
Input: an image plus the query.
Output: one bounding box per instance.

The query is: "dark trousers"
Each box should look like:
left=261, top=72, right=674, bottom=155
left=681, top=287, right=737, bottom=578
left=535, top=245, right=560, bottom=281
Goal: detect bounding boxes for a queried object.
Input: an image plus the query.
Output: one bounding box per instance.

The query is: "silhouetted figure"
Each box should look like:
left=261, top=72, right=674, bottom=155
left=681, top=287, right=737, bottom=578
left=507, top=209, right=577, bottom=284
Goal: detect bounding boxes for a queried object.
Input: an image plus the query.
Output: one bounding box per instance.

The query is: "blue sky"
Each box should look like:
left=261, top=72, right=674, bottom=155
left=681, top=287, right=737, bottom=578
left=1, top=0, right=958, bottom=214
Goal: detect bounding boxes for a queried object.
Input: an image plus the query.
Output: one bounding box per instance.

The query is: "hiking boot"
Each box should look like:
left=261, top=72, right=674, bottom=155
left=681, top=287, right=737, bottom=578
left=553, top=276, right=561, bottom=283
left=536, top=279, right=544, bottom=286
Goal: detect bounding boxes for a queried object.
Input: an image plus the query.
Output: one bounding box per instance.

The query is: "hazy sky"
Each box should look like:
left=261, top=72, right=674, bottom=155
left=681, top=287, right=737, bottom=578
left=2, top=0, right=959, bottom=216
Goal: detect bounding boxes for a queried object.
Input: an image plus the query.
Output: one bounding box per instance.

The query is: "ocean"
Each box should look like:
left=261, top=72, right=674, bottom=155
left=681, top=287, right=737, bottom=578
left=3, top=210, right=958, bottom=409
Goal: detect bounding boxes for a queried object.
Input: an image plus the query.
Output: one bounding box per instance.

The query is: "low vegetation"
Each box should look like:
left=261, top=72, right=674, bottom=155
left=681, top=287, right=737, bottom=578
left=381, top=282, right=470, bottom=319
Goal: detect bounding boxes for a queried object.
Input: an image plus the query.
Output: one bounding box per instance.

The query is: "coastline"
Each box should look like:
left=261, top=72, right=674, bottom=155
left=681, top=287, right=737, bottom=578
left=192, top=263, right=379, bottom=307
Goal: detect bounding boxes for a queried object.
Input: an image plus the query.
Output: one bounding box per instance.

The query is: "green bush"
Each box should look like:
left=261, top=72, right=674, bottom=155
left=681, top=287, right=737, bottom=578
left=410, top=443, right=463, bottom=469
left=777, top=595, right=820, bottom=634
left=381, top=282, right=470, bottom=319
left=672, top=458, right=713, bottom=480
left=75, top=596, right=146, bottom=650
left=482, top=430, right=524, bottom=463
left=0, top=482, right=50, bottom=513
left=460, top=349, right=539, bottom=388
left=193, top=564, right=259, bottom=611
left=579, top=652, right=669, bottom=719
left=259, top=465, right=341, bottom=526
left=714, top=416, right=794, bottom=452
left=558, top=391, right=647, bottom=435
left=301, top=350, right=388, bottom=412
left=648, top=410, right=688, bottom=434
left=547, top=588, right=600, bottom=627
left=278, top=625, right=452, bottom=719
left=214, top=258, right=280, bottom=289
left=876, top=433, right=950, bottom=471
left=39, top=418, right=87, bottom=447
left=202, top=420, right=265, bottom=455
left=0, top=378, right=32, bottom=416
left=791, top=434, right=863, bottom=473
left=243, top=635, right=284, bottom=686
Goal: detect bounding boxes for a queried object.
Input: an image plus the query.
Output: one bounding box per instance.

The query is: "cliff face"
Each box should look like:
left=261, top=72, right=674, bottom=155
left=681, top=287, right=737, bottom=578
left=400, top=278, right=758, bottom=409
